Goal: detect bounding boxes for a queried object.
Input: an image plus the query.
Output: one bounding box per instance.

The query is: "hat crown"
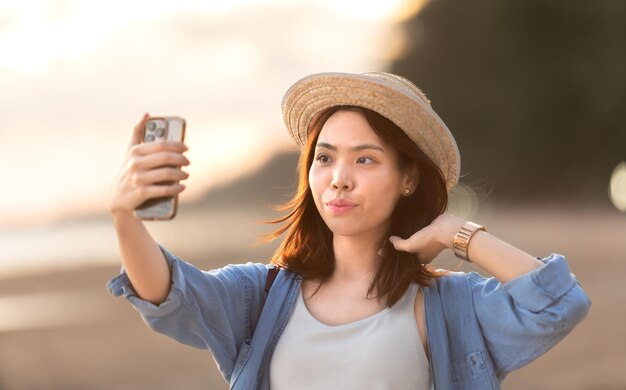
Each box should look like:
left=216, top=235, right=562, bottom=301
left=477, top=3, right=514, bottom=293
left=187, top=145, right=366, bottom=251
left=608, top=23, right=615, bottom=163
left=361, top=71, right=432, bottom=107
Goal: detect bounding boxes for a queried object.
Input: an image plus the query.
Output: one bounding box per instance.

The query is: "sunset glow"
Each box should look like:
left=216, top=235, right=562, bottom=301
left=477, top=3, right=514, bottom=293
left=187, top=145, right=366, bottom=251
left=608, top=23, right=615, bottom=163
left=322, top=0, right=428, bottom=22
left=0, top=0, right=424, bottom=229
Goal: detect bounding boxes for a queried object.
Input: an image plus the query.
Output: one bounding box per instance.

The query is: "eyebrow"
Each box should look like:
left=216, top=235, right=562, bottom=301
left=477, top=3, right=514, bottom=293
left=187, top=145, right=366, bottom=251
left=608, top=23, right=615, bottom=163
left=315, top=142, right=385, bottom=153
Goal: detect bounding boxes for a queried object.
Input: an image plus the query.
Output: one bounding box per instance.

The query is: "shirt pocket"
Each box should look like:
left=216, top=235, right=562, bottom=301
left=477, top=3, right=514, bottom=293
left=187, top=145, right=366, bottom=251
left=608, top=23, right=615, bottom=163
left=230, top=339, right=253, bottom=386
left=452, top=350, right=495, bottom=388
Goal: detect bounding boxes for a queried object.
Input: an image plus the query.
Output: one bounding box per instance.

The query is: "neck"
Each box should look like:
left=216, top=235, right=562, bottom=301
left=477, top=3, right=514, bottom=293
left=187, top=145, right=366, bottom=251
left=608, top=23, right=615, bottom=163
left=331, top=230, right=387, bottom=282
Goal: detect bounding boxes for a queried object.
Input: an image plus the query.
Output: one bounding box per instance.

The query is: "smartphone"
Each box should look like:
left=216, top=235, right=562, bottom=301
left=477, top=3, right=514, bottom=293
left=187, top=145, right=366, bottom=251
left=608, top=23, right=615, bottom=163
left=134, top=116, right=187, bottom=221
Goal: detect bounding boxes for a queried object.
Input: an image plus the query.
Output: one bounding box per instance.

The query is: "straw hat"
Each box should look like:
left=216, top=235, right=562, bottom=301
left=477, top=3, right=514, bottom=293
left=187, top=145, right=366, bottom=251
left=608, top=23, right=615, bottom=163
left=281, top=71, right=461, bottom=192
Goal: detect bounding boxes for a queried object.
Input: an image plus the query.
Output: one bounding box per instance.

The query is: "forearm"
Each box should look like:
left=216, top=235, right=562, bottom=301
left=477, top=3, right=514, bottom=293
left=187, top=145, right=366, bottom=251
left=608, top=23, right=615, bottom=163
left=440, top=215, right=544, bottom=284
left=111, top=211, right=172, bottom=304
left=465, top=230, right=543, bottom=283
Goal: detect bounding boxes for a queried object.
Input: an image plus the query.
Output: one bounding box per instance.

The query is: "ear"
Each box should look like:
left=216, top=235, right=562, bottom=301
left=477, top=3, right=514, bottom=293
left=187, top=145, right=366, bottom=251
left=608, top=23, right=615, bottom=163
left=401, top=163, right=420, bottom=193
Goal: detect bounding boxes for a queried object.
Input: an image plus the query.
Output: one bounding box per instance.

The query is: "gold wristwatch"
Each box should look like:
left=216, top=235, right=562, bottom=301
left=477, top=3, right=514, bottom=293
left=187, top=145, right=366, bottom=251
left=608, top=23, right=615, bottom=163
left=453, top=221, right=486, bottom=262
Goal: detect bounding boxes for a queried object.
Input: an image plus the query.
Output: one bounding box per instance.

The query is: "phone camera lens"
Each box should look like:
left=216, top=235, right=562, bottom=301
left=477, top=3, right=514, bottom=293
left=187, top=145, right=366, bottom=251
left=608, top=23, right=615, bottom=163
left=146, top=134, right=155, bottom=142
left=156, top=128, right=165, bottom=137
left=147, top=122, right=156, bottom=131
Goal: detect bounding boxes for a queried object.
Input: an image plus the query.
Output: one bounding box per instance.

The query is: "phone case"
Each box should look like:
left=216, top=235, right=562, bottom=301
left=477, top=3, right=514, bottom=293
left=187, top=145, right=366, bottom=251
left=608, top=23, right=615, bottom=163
left=134, top=116, right=186, bottom=220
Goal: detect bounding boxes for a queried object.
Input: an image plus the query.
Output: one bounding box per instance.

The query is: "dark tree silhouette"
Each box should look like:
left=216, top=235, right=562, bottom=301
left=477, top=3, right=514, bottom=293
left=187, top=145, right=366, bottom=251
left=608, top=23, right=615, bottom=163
left=392, top=0, right=626, bottom=205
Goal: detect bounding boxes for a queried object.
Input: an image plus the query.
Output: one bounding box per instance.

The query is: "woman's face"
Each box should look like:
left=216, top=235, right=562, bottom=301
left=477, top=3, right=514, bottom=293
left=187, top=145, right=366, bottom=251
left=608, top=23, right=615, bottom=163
left=309, top=109, right=415, bottom=240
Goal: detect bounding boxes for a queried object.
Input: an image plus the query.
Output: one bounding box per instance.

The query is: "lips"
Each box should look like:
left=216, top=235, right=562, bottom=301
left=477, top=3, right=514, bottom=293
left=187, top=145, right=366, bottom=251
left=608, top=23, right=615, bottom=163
left=326, top=198, right=358, bottom=214
left=327, top=198, right=357, bottom=207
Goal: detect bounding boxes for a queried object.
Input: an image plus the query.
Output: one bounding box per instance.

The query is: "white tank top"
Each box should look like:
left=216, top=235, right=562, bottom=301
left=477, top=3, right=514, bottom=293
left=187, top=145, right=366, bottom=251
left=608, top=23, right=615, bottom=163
left=270, top=282, right=432, bottom=389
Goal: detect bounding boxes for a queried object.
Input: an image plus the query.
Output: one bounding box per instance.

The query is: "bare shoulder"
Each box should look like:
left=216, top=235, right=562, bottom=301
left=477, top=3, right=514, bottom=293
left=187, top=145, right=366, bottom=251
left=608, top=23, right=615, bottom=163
left=412, top=283, right=430, bottom=360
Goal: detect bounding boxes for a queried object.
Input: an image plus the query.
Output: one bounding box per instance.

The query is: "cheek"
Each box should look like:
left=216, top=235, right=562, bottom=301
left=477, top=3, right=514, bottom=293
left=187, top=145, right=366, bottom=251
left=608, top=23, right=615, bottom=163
left=366, top=172, right=402, bottom=212
left=371, top=187, right=400, bottom=214
left=308, top=166, right=318, bottom=194
left=308, top=166, right=325, bottom=205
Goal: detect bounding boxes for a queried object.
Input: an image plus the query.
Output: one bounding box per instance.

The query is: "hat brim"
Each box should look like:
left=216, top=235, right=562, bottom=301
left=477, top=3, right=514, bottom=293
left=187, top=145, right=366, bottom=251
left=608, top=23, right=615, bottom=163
left=282, top=72, right=460, bottom=192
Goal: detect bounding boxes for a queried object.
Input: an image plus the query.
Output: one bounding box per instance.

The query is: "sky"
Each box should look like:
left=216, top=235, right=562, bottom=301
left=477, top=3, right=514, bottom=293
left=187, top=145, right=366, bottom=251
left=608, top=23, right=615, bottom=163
left=0, top=0, right=428, bottom=228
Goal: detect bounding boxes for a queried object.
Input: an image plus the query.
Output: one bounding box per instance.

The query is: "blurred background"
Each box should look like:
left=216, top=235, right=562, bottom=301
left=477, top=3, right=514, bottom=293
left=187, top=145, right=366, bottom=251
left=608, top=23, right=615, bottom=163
left=0, top=0, right=624, bottom=388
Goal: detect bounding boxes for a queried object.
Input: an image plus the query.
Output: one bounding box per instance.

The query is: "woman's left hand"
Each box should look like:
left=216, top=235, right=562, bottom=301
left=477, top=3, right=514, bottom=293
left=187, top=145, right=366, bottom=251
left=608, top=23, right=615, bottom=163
left=388, top=212, right=466, bottom=264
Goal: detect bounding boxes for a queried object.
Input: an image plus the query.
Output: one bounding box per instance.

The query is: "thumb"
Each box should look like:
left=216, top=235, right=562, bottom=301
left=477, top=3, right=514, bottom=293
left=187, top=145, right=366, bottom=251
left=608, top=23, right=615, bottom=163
left=129, top=112, right=150, bottom=149
left=389, top=235, right=412, bottom=252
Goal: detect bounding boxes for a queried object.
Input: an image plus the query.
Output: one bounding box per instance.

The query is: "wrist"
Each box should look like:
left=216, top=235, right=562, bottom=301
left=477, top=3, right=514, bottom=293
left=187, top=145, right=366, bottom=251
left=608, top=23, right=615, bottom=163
left=453, top=221, right=486, bottom=262
left=436, top=214, right=467, bottom=250
left=110, top=209, right=140, bottom=227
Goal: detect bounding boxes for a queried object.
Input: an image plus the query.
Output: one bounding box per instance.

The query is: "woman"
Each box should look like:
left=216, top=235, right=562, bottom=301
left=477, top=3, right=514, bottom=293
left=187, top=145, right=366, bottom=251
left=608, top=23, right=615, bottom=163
left=107, top=72, right=591, bottom=389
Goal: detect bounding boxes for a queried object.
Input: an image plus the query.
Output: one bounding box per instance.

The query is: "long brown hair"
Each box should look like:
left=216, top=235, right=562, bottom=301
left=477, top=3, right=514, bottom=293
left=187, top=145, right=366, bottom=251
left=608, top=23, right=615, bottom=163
left=263, top=106, right=449, bottom=307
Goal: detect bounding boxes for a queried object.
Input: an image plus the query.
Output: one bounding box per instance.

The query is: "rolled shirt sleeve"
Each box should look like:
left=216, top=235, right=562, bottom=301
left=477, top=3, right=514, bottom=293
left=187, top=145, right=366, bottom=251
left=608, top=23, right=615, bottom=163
left=106, top=248, right=186, bottom=318
left=106, top=244, right=269, bottom=383
left=469, top=253, right=592, bottom=378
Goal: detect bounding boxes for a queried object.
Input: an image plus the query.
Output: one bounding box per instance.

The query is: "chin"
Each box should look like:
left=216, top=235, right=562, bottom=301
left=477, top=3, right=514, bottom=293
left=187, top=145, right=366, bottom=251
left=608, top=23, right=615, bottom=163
left=324, top=219, right=380, bottom=238
left=321, top=217, right=352, bottom=234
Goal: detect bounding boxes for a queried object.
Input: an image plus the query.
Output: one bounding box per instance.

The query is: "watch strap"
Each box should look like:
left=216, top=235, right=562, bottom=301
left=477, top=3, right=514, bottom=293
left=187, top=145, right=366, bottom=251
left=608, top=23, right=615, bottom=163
left=453, top=221, right=486, bottom=262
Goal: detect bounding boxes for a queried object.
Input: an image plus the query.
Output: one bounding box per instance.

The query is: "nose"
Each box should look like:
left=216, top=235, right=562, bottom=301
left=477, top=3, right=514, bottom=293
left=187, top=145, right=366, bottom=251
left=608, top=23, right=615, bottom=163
left=331, top=164, right=353, bottom=191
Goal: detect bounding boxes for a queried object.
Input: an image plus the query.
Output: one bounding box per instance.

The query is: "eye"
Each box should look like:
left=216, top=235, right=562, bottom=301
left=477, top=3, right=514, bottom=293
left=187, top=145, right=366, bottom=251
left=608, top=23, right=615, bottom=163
left=356, top=156, right=375, bottom=164
left=315, top=154, right=331, bottom=164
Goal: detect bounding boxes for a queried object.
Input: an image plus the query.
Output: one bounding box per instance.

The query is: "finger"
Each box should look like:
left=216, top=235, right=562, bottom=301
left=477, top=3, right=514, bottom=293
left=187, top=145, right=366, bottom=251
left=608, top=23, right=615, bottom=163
left=414, top=249, right=433, bottom=263
left=389, top=236, right=413, bottom=252
left=134, top=151, right=190, bottom=171
left=129, top=112, right=151, bottom=149
left=134, top=167, right=189, bottom=186
left=131, top=140, right=188, bottom=156
left=140, top=183, right=186, bottom=200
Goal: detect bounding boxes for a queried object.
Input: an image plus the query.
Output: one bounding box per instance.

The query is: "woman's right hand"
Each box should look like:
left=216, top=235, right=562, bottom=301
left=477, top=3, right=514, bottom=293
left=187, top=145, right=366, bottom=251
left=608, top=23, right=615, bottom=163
left=108, top=113, right=190, bottom=217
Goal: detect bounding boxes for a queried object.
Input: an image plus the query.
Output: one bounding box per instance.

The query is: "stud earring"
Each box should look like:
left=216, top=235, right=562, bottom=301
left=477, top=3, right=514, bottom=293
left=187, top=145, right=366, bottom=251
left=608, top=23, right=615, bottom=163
left=403, top=188, right=411, bottom=196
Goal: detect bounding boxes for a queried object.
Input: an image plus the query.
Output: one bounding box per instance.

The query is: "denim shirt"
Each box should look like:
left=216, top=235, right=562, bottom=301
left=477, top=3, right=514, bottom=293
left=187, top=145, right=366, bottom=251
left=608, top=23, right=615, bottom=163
left=107, top=245, right=591, bottom=389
